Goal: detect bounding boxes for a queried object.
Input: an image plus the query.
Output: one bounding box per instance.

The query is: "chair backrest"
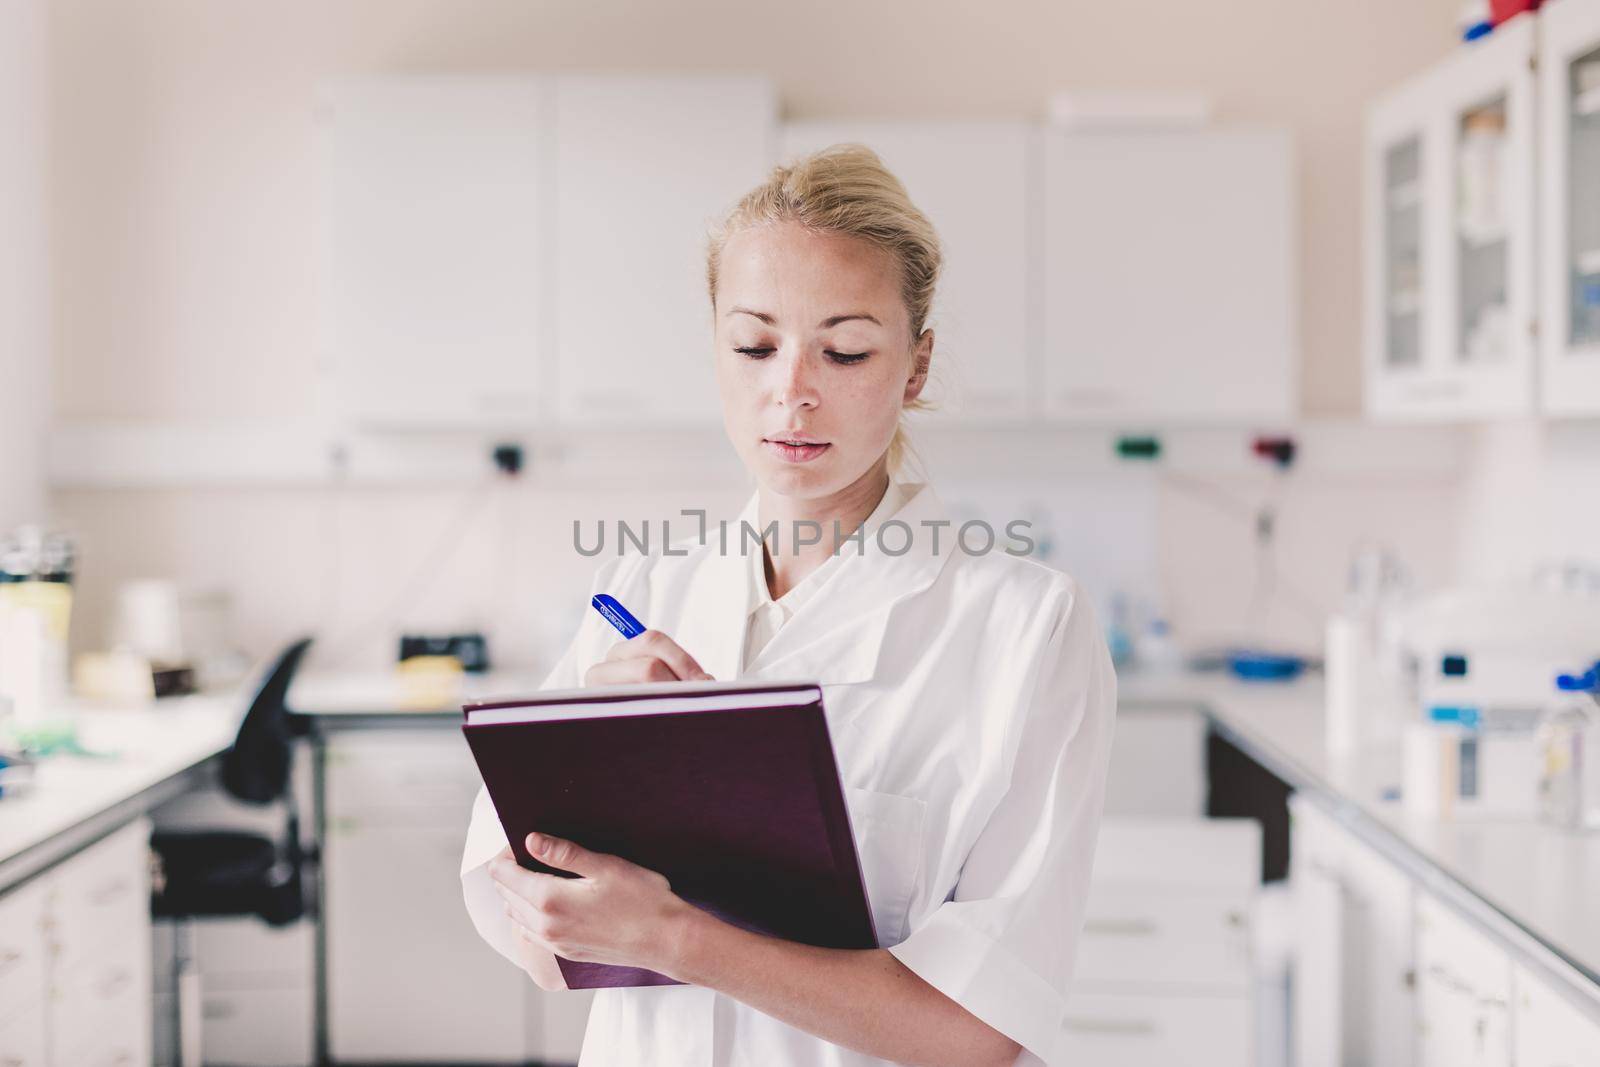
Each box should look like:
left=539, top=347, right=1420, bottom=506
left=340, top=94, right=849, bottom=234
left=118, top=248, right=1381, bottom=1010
left=221, top=637, right=313, bottom=805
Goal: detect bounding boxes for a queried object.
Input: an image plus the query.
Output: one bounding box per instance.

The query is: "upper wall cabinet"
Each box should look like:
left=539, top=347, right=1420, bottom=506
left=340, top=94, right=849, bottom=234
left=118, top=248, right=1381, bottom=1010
left=779, top=121, right=1035, bottom=423
left=1540, top=0, right=1600, bottom=415
left=553, top=76, right=776, bottom=426
left=324, top=78, right=550, bottom=430
left=1365, top=18, right=1539, bottom=421
left=1041, top=129, right=1297, bottom=425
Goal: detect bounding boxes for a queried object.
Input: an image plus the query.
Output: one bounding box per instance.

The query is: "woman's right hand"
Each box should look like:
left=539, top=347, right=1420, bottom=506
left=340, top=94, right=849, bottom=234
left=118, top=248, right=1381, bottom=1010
left=583, top=630, right=713, bottom=686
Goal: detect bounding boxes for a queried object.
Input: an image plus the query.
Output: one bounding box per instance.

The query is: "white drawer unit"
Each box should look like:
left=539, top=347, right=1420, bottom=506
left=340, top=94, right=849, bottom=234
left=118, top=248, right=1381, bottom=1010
left=44, top=820, right=153, bottom=1067
left=0, top=874, right=51, bottom=1067
left=325, top=731, right=524, bottom=1063
left=0, top=817, right=153, bottom=1067
left=1072, top=819, right=1260, bottom=1064
left=1415, top=890, right=1512, bottom=1067
left=1512, top=962, right=1600, bottom=1067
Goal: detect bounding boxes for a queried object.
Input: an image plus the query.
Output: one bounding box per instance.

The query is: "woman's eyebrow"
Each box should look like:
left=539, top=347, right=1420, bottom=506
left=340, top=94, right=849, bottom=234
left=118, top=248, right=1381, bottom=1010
left=725, top=306, right=881, bottom=329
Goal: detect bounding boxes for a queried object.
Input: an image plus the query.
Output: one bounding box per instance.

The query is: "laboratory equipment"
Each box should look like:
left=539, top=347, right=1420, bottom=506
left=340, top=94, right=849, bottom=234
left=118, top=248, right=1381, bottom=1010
left=1393, top=584, right=1600, bottom=722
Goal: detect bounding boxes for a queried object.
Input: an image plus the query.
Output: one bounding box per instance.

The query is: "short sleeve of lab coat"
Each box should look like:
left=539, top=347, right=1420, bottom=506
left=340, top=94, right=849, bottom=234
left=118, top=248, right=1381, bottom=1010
left=886, top=584, right=1117, bottom=1067
left=459, top=553, right=645, bottom=981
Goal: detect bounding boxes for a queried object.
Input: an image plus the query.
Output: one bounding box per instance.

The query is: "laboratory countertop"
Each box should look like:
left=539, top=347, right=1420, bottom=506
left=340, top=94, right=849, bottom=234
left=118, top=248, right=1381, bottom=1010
left=0, top=667, right=547, bottom=891
left=0, top=692, right=245, bottom=890
left=6, top=663, right=1597, bottom=1013
left=287, top=667, right=550, bottom=721
left=1119, top=669, right=1600, bottom=1010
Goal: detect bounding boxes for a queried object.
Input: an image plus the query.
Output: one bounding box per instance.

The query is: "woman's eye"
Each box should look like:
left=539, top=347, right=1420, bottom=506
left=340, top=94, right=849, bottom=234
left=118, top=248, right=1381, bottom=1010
left=734, top=346, right=774, bottom=359
left=827, top=350, right=869, bottom=365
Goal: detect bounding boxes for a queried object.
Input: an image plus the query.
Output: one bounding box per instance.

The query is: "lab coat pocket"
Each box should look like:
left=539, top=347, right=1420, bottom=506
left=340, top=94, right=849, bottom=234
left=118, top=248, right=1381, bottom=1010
left=844, top=786, right=926, bottom=948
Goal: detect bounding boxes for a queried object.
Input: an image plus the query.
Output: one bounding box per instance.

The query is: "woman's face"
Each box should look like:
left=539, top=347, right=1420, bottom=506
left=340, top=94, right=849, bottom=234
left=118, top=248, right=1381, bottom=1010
left=713, top=220, right=930, bottom=503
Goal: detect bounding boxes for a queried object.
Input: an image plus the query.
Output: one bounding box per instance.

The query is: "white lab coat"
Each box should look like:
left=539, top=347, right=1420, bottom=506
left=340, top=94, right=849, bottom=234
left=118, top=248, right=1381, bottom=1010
left=461, top=480, right=1117, bottom=1066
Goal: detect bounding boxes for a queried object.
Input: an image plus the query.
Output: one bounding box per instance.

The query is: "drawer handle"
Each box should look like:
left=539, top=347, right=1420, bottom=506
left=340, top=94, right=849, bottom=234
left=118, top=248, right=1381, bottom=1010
left=97, top=967, right=131, bottom=998
left=1083, top=918, right=1158, bottom=937
left=0, top=947, right=22, bottom=974
left=1064, top=1016, right=1160, bottom=1037
left=1426, top=964, right=1474, bottom=996
left=90, top=878, right=131, bottom=905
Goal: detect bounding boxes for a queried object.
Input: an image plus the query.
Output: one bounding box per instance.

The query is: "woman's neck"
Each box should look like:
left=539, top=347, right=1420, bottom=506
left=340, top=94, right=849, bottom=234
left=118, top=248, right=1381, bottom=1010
left=757, top=462, right=891, bottom=600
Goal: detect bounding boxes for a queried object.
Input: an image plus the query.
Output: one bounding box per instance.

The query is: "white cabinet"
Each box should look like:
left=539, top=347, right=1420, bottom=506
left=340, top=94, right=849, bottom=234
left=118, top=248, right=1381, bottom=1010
left=1539, top=0, right=1600, bottom=414
left=779, top=121, right=1035, bottom=422
left=324, top=730, right=525, bottom=1063
left=324, top=77, right=551, bottom=430
left=323, top=727, right=596, bottom=1064
left=1365, top=18, right=1539, bottom=420
left=553, top=75, right=775, bottom=426
left=0, top=873, right=51, bottom=1067
left=1064, top=818, right=1259, bottom=1066
left=1513, top=962, right=1600, bottom=1066
left=1289, top=796, right=1416, bottom=1067
left=45, top=821, right=153, bottom=1067
left=1041, top=128, right=1296, bottom=425
left=1414, top=891, right=1512, bottom=1067
left=0, top=818, right=153, bottom=1067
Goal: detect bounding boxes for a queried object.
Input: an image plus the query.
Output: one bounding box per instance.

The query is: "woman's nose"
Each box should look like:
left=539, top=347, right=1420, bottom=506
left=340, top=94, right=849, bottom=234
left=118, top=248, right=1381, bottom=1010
left=773, top=350, right=819, bottom=410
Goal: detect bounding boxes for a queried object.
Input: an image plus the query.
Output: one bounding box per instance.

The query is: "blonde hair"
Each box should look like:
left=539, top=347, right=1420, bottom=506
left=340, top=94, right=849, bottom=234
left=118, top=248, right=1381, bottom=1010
left=706, top=144, right=941, bottom=475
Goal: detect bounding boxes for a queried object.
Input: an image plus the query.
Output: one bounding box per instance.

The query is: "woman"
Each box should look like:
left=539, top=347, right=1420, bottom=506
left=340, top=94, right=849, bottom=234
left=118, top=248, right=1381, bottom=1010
left=461, top=145, right=1116, bottom=1067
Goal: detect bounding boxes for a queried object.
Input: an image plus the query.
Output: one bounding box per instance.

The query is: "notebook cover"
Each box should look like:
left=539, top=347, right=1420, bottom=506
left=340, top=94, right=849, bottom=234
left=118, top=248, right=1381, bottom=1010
left=461, top=681, right=878, bottom=989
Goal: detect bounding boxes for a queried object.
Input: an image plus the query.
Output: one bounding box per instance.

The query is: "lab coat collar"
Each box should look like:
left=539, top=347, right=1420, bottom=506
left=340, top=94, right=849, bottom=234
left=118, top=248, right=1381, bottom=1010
left=679, top=480, right=952, bottom=686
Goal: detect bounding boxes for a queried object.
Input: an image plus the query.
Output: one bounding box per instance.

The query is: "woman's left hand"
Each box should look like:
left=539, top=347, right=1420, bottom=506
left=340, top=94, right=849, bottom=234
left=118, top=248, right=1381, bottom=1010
left=488, top=832, right=699, bottom=977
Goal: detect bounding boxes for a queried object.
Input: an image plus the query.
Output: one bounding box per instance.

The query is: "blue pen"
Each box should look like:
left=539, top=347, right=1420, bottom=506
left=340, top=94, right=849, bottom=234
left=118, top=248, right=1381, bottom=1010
left=592, top=594, right=647, bottom=640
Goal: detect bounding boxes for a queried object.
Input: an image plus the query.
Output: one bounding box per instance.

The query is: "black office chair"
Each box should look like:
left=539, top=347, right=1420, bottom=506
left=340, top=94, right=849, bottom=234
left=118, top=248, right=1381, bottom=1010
left=150, top=636, right=315, bottom=926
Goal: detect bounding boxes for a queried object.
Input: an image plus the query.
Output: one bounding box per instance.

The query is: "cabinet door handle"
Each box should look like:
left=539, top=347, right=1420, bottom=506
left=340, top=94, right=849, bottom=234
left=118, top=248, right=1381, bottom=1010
left=97, top=967, right=131, bottom=998
left=1063, top=1016, right=1159, bottom=1036
left=1082, top=917, right=1158, bottom=937
left=1426, top=963, right=1475, bottom=995
left=0, top=947, right=22, bottom=975
left=90, top=877, right=131, bottom=905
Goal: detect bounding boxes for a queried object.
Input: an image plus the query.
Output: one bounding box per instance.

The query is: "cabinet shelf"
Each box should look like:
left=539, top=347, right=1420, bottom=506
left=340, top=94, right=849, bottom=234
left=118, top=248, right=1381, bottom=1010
left=1575, top=84, right=1600, bottom=118
left=1576, top=248, right=1600, bottom=275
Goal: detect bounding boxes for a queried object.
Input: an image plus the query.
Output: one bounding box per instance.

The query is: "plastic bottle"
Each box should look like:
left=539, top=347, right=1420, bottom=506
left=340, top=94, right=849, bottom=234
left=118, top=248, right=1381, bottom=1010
left=1535, top=662, right=1600, bottom=831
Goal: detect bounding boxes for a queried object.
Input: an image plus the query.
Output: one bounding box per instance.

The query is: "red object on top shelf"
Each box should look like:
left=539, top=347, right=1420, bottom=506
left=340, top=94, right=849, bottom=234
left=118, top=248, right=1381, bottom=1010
left=1489, top=0, right=1540, bottom=26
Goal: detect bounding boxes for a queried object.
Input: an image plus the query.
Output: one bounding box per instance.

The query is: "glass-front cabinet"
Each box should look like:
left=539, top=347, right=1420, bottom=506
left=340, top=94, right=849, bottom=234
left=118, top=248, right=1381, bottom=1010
left=1540, top=0, right=1600, bottom=415
left=1366, top=16, right=1538, bottom=420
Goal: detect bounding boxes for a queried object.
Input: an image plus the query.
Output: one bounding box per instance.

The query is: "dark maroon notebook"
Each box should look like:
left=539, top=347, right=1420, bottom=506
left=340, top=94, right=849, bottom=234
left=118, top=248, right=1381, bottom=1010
left=461, top=679, right=879, bottom=989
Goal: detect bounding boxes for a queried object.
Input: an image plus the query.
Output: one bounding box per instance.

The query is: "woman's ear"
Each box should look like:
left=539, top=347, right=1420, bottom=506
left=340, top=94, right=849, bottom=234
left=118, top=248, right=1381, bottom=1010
left=903, top=328, right=933, bottom=404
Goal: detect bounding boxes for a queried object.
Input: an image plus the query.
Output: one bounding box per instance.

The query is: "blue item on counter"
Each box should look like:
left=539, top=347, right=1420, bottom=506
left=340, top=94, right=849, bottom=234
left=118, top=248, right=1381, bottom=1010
left=1555, top=661, right=1600, bottom=692
left=1227, top=649, right=1306, bottom=682
left=1463, top=19, right=1494, bottom=40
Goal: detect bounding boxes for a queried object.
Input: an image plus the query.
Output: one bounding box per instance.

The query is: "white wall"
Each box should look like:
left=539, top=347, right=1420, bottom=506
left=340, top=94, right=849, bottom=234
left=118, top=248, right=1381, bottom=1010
left=40, top=0, right=1478, bottom=669
left=1456, top=421, right=1600, bottom=585
left=0, top=0, right=49, bottom=529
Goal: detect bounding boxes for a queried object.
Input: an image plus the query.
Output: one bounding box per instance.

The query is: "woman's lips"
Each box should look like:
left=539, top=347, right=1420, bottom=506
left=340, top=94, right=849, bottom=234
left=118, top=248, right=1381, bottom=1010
left=763, top=438, right=831, bottom=463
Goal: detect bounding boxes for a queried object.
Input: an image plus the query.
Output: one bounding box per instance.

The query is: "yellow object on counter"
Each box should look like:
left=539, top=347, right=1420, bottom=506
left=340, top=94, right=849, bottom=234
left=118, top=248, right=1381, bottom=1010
left=0, top=580, right=72, bottom=642
left=396, top=654, right=465, bottom=710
